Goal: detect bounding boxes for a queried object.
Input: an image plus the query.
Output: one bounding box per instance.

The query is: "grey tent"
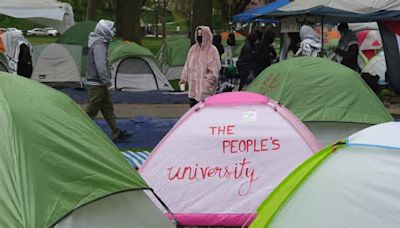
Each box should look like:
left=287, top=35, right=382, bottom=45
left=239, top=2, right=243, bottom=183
left=31, top=43, right=82, bottom=86
left=109, top=41, right=173, bottom=91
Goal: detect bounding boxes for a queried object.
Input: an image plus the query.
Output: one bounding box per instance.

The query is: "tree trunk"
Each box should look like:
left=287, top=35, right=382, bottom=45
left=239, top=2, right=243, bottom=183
left=116, top=0, right=142, bottom=44
left=191, top=0, right=213, bottom=44
left=116, top=0, right=124, bottom=37
left=220, top=0, right=229, bottom=30
left=162, top=0, right=168, bottom=38
left=85, top=0, right=97, bottom=21
left=155, top=0, right=160, bottom=37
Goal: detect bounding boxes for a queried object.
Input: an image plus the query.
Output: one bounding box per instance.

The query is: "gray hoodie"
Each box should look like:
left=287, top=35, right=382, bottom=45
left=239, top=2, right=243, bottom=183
left=85, top=19, right=115, bottom=87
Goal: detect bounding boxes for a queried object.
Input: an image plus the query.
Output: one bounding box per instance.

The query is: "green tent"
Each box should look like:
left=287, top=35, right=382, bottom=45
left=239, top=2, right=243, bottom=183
left=109, top=40, right=173, bottom=91
left=56, top=21, right=97, bottom=77
left=250, top=122, right=400, bottom=228
left=156, top=36, right=190, bottom=80
left=0, top=53, right=8, bottom=72
left=0, top=73, right=174, bottom=227
left=109, top=40, right=155, bottom=63
left=56, top=20, right=97, bottom=48
left=246, top=57, right=393, bottom=145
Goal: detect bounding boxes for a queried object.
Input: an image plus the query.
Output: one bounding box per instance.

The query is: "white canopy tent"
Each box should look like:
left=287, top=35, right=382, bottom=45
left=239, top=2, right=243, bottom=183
left=275, top=0, right=400, bottom=15
left=0, top=0, right=74, bottom=34
left=267, top=0, right=400, bottom=93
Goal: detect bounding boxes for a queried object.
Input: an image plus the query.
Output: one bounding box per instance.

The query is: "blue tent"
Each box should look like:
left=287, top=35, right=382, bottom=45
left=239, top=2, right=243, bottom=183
left=232, top=0, right=290, bottom=22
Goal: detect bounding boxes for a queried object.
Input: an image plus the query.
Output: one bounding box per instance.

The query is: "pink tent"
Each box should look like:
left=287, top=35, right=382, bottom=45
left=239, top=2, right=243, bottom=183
left=140, top=92, right=321, bottom=226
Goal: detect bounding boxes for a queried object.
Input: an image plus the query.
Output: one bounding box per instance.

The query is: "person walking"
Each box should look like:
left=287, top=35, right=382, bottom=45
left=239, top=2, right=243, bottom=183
left=179, top=26, right=221, bottom=107
left=85, top=19, right=131, bottom=142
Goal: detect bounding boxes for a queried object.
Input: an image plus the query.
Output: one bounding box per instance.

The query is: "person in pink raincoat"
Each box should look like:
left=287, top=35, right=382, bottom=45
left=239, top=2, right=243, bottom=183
left=179, top=26, right=222, bottom=107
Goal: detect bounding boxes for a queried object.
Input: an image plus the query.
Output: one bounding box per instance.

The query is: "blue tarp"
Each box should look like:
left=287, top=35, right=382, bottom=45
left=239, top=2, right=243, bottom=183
left=96, top=116, right=177, bottom=149
left=59, top=88, right=188, bottom=104
left=233, top=0, right=290, bottom=22
left=269, top=7, right=400, bottom=22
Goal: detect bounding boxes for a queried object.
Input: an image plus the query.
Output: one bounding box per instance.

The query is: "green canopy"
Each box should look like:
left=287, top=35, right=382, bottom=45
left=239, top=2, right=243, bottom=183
left=109, top=40, right=155, bottom=63
left=56, top=20, right=97, bottom=48
left=246, top=57, right=393, bottom=124
left=156, top=36, right=190, bottom=67
left=0, top=73, right=149, bottom=227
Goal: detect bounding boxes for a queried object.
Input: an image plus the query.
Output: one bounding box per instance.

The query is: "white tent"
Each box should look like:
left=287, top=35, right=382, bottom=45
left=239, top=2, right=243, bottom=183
left=0, top=0, right=74, bottom=33
left=363, top=51, right=387, bottom=85
left=31, top=43, right=82, bottom=85
left=251, top=122, right=400, bottom=228
left=141, top=92, right=321, bottom=227
left=111, top=56, right=173, bottom=91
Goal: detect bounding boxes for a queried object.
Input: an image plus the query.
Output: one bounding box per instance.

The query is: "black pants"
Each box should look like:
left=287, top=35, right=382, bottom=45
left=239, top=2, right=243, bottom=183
left=86, top=86, right=120, bottom=139
left=189, top=98, right=198, bottom=107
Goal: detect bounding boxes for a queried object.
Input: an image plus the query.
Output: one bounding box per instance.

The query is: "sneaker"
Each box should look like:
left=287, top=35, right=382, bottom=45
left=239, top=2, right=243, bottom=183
left=112, top=130, right=132, bottom=143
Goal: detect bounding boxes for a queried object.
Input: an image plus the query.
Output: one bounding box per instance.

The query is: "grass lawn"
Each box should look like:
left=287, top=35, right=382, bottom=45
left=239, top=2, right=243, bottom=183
left=27, top=36, right=58, bottom=45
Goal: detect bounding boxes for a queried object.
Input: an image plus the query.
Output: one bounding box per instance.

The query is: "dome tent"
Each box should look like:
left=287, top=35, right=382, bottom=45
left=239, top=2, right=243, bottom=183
left=140, top=92, right=321, bottom=226
left=31, top=43, right=82, bottom=86
left=0, top=72, right=174, bottom=228
left=56, top=20, right=97, bottom=77
left=109, top=40, right=173, bottom=91
left=246, top=57, right=393, bottom=146
left=156, top=36, right=191, bottom=80
left=251, top=122, right=400, bottom=228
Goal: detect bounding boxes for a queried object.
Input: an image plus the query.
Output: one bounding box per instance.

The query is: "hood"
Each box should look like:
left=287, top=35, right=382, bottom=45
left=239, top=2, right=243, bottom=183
left=88, top=19, right=115, bottom=47
left=299, top=25, right=320, bottom=43
left=2, top=31, right=31, bottom=73
left=195, top=26, right=213, bottom=48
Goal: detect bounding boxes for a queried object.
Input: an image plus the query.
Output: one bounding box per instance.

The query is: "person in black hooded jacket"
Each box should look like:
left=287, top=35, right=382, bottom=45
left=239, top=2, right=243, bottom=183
left=253, top=31, right=276, bottom=77
left=212, top=34, right=225, bottom=60
left=236, top=33, right=258, bottom=91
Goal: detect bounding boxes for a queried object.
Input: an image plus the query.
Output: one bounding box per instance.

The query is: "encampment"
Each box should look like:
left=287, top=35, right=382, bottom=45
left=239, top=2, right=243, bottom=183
left=31, top=43, right=83, bottom=86
left=0, top=72, right=174, bottom=228
left=251, top=122, right=400, bottom=228
left=156, top=36, right=190, bottom=80
left=140, top=92, right=321, bottom=226
left=246, top=57, right=393, bottom=146
left=109, top=40, right=173, bottom=91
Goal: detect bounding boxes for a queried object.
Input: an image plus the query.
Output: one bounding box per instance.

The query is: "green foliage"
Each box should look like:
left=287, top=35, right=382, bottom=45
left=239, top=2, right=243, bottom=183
left=141, top=37, right=163, bottom=55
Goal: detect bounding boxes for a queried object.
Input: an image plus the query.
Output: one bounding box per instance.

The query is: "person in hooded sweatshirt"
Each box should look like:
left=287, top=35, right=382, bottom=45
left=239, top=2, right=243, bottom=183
left=85, top=19, right=131, bottom=142
left=335, top=22, right=359, bottom=72
left=236, top=32, right=258, bottom=91
left=296, top=25, right=322, bottom=57
left=253, top=31, right=277, bottom=77
left=179, top=26, right=222, bottom=107
left=2, top=31, right=32, bottom=78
